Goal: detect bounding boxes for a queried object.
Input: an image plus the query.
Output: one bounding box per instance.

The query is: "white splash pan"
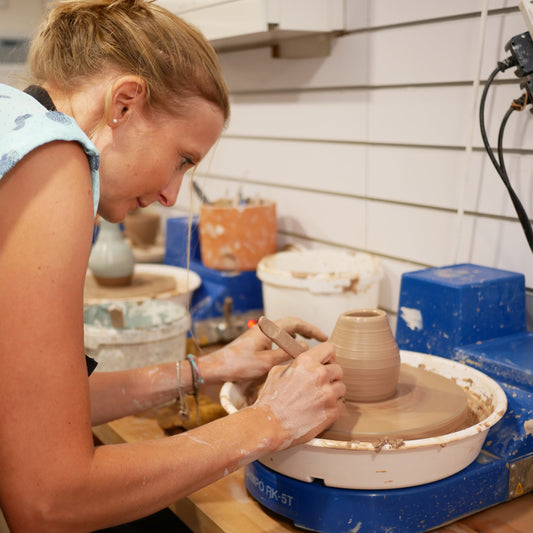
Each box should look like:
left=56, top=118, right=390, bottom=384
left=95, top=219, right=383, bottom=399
left=220, top=350, right=507, bottom=489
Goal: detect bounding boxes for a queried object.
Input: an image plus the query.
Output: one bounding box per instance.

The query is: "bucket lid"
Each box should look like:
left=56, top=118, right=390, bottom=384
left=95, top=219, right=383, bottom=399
left=84, top=299, right=187, bottom=329
left=257, top=249, right=382, bottom=294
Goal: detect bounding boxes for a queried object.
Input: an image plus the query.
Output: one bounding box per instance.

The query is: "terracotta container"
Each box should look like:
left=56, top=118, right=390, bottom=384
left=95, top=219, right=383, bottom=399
left=330, top=308, right=401, bottom=402
left=199, top=201, right=277, bottom=271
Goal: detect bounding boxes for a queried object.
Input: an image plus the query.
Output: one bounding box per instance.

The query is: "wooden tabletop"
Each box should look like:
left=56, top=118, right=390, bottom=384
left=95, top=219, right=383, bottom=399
left=93, top=411, right=533, bottom=533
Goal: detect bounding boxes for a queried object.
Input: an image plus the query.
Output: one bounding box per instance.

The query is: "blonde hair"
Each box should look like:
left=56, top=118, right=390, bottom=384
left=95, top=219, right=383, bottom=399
left=28, top=0, right=230, bottom=122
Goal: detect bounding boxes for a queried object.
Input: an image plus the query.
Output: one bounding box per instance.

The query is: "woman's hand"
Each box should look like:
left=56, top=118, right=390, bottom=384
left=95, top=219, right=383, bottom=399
left=253, top=341, right=345, bottom=449
left=199, top=316, right=328, bottom=383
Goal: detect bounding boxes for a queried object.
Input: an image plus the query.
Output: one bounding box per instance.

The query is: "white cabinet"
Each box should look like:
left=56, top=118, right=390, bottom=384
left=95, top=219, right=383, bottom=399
left=156, top=0, right=345, bottom=55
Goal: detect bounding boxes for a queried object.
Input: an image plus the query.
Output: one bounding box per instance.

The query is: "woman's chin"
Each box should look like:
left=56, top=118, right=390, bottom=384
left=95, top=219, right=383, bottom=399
left=97, top=208, right=127, bottom=224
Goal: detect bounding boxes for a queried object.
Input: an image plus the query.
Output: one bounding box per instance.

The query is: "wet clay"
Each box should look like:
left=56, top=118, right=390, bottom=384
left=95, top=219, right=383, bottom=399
left=330, top=309, right=401, bottom=402
left=241, top=309, right=473, bottom=443
left=327, top=308, right=469, bottom=441
left=237, top=365, right=483, bottom=446
left=320, top=363, right=470, bottom=441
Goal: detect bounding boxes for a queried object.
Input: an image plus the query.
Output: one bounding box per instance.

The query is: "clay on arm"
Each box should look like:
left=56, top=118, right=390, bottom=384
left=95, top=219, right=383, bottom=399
left=88, top=363, right=180, bottom=425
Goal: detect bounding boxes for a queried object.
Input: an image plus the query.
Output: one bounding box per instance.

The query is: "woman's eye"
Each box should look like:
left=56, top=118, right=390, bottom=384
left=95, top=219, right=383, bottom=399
left=179, top=157, right=194, bottom=170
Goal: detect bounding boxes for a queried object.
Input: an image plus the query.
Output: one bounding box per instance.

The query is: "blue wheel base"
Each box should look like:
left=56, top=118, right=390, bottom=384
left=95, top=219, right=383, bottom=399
left=244, top=454, right=508, bottom=533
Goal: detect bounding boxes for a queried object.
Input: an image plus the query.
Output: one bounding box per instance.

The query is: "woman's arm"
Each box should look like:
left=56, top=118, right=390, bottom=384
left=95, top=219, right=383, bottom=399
left=197, top=316, right=329, bottom=384
left=0, top=141, right=344, bottom=533
left=0, top=141, right=98, bottom=530
left=89, top=315, right=329, bottom=425
left=88, top=363, right=178, bottom=425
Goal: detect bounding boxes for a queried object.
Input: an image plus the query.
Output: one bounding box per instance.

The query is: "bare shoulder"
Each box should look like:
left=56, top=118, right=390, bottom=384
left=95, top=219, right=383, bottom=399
left=0, top=140, right=94, bottom=221
left=0, top=140, right=95, bottom=262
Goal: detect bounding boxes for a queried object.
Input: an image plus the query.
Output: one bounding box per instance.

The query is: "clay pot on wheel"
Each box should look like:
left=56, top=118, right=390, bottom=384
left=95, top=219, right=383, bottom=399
left=330, top=308, right=400, bottom=403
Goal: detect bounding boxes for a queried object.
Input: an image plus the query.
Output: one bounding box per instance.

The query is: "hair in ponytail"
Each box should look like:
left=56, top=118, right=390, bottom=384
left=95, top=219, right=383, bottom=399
left=28, top=0, right=229, bottom=121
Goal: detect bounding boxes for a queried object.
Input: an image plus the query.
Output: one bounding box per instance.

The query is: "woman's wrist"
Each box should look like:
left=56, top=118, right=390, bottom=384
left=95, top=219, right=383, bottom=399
left=174, top=355, right=207, bottom=393
left=243, top=403, right=288, bottom=452
left=174, top=356, right=206, bottom=424
left=196, top=350, right=229, bottom=384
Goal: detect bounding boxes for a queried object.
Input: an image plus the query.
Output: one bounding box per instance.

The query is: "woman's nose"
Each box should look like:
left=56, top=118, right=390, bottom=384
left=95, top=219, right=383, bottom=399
left=158, top=191, right=176, bottom=207
left=158, top=175, right=184, bottom=207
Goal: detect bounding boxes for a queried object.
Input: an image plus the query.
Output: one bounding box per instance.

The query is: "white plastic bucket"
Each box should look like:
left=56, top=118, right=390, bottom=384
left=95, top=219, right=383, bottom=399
left=257, top=249, right=382, bottom=337
left=84, top=300, right=190, bottom=371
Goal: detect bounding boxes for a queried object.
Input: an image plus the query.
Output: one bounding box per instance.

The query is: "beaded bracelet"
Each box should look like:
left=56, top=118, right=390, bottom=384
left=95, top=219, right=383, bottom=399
left=174, top=355, right=205, bottom=425
left=187, top=354, right=204, bottom=426
left=187, top=353, right=205, bottom=386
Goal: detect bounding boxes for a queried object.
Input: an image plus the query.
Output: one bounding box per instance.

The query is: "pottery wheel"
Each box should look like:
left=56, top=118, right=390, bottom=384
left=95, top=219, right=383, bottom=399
left=320, top=364, right=470, bottom=442
left=84, top=272, right=177, bottom=303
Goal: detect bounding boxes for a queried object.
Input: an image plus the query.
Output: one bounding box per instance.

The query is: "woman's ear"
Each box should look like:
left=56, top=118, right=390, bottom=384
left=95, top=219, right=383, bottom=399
left=108, top=76, right=147, bottom=126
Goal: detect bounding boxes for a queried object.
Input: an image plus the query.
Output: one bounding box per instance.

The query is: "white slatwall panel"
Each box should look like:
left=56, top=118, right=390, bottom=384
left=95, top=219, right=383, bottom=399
left=3, top=2, right=530, bottom=317
left=163, top=5, right=533, bottom=312
left=345, top=0, right=515, bottom=30
left=190, top=138, right=533, bottom=218
left=217, top=11, right=525, bottom=90
left=195, top=138, right=368, bottom=195
left=221, top=83, right=533, bottom=148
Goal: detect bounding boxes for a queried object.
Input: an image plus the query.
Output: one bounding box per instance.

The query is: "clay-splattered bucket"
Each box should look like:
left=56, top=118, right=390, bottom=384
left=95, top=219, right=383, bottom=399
left=199, top=201, right=277, bottom=271
left=257, top=249, right=383, bottom=337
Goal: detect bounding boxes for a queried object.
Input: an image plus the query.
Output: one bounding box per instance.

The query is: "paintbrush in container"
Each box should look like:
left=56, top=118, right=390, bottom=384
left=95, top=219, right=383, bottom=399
left=192, top=180, right=210, bottom=204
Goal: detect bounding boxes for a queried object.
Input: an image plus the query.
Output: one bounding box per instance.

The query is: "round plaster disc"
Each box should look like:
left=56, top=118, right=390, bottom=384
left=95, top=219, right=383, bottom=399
left=84, top=272, right=177, bottom=303
left=321, top=364, right=470, bottom=442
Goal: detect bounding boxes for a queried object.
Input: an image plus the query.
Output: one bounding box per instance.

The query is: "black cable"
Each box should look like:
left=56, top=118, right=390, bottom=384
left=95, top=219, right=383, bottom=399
left=479, top=61, right=533, bottom=253
left=497, top=105, right=515, bottom=177
left=496, top=99, right=533, bottom=251
left=479, top=66, right=506, bottom=175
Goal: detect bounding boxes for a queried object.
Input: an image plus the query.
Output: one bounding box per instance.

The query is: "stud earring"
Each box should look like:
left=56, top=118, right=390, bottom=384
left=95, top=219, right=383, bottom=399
left=112, top=118, right=118, bottom=125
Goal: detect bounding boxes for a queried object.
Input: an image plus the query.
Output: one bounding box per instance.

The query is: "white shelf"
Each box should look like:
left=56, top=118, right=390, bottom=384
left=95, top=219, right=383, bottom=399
left=156, top=0, right=345, bottom=55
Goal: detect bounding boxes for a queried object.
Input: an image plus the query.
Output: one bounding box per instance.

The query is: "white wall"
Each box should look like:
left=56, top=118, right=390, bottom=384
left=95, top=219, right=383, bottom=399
left=0, top=0, right=43, bottom=38
left=0, top=0, right=44, bottom=87
left=169, top=0, right=533, bottom=323
left=1, top=0, right=531, bottom=325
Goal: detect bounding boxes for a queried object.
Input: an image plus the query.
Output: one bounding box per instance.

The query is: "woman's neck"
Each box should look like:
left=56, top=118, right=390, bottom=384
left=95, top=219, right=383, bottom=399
left=43, top=78, right=108, bottom=137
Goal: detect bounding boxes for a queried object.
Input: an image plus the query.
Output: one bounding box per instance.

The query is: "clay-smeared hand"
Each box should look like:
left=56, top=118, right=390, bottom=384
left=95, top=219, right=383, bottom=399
left=203, top=316, right=328, bottom=383
left=253, top=341, right=345, bottom=450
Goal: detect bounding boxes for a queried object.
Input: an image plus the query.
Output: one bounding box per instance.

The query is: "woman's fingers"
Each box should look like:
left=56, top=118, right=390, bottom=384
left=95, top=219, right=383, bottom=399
left=274, top=316, right=328, bottom=342
left=254, top=341, right=345, bottom=449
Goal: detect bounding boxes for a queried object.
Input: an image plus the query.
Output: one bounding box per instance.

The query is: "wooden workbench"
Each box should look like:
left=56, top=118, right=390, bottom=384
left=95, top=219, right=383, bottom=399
left=93, top=411, right=533, bottom=533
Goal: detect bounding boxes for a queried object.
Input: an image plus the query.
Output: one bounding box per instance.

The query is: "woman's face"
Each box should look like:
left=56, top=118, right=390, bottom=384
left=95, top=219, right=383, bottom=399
left=95, top=97, right=225, bottom=222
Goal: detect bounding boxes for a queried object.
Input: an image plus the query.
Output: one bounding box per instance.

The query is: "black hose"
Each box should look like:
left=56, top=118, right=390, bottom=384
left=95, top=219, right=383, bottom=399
left=479, top=64, right=533, bottom=253
left=496, top=103, right=533, bottom=251
left=480, top=66, right=505, bottom=175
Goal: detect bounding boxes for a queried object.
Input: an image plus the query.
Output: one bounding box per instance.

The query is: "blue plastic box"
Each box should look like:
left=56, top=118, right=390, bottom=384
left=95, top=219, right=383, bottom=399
left=395, top=263, right=526, bottom=357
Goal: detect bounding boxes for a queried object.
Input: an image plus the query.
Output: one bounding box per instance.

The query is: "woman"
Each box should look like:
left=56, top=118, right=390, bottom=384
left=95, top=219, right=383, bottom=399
left=0, top=1, right=345, bottom=531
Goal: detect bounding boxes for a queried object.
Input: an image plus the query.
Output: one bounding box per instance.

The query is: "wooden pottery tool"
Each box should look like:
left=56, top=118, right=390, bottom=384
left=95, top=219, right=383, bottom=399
left=257, top=316, right=305, bottom=358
